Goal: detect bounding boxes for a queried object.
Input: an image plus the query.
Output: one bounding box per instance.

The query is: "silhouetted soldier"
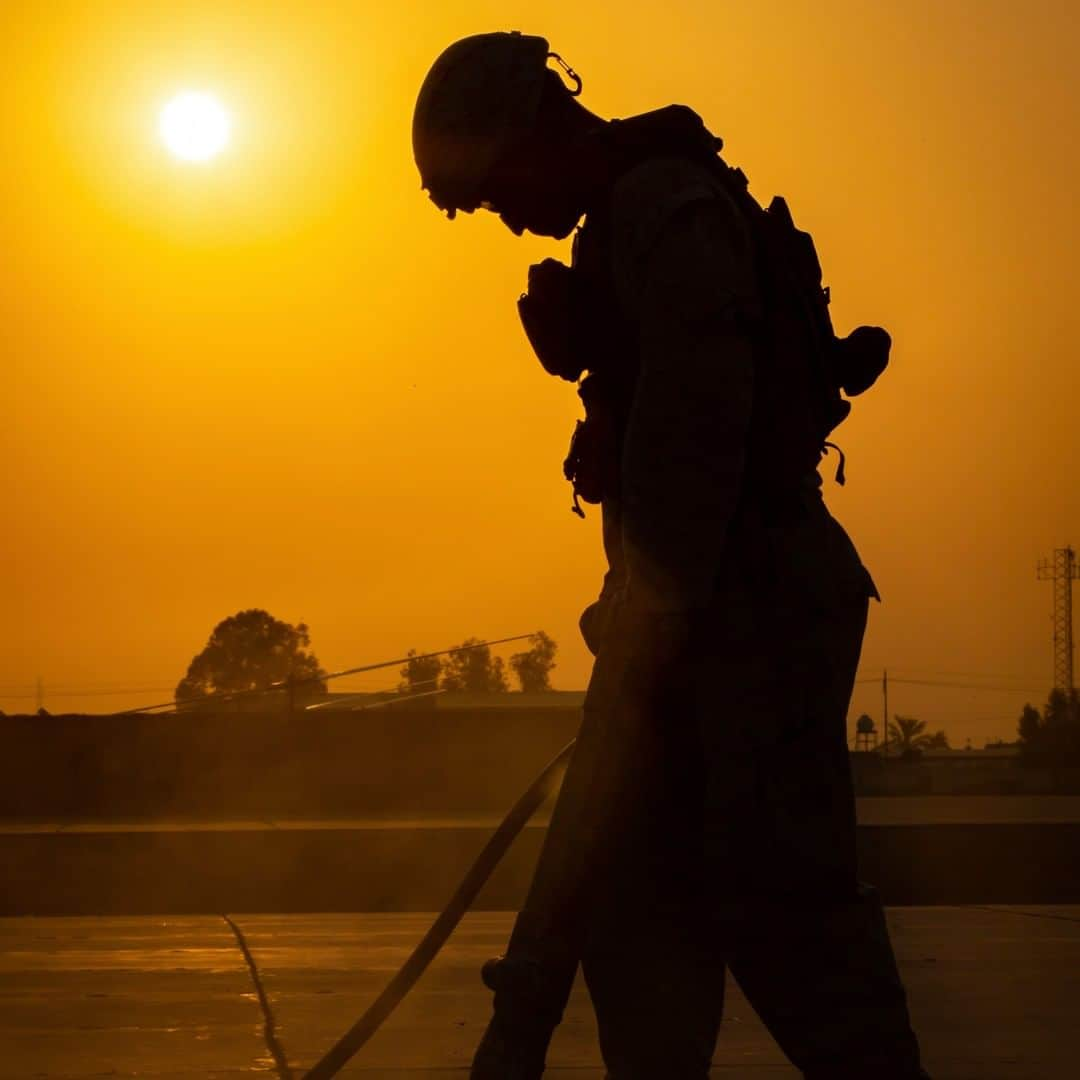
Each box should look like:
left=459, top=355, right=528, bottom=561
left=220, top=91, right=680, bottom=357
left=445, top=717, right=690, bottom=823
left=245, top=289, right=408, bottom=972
left=413, top=32, right=929, bottom=1080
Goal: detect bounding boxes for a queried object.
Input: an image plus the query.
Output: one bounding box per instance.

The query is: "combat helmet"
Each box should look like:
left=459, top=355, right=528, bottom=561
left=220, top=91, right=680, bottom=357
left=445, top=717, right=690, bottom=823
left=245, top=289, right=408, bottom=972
left=412, top=32, right=555, bottom=217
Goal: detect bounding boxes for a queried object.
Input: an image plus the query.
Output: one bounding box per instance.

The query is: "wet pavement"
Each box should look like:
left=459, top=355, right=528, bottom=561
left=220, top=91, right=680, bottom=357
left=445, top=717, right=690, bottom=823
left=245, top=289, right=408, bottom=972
left=2, top=907, right=1078, bottom=1078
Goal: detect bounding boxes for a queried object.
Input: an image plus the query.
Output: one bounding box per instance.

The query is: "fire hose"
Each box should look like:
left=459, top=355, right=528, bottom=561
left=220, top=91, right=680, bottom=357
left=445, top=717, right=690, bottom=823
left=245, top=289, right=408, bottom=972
left=301, top=738, right=577, bottom=1079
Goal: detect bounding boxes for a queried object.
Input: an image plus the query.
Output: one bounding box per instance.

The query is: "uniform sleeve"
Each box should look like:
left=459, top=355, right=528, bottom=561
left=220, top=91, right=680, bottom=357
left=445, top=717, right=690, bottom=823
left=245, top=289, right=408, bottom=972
left=618, top=193, right=759, bottom=612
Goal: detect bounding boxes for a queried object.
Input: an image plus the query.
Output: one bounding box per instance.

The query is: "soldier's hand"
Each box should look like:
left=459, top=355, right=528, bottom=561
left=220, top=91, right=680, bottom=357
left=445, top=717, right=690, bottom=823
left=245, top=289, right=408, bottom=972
left=583, top=593, right=704, bottom=724
left=578, top=587, right=622, bottom=652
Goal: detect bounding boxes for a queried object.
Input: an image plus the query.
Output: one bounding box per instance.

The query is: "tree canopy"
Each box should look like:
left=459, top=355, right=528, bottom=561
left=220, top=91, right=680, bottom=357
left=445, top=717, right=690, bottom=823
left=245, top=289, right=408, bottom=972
left=1017, top=689, right=1080, bottom=759
left=510, top=631, right=558, bottom=693
left=398, top=649, right=443, bottom=695
left=886, top=715, right=932, bottom=754
left=440, top=638, right=508, bottom=693
left=886, top=715, right=950, bottom=755
left=175, top=609, right=327, bottom=706
left=1018, top=703, right=1042, bottom=746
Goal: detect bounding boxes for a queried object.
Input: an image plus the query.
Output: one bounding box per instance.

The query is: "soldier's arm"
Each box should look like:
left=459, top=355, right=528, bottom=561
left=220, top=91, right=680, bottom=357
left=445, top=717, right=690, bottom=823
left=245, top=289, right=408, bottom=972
left=618, top=192, right=758, bottom=613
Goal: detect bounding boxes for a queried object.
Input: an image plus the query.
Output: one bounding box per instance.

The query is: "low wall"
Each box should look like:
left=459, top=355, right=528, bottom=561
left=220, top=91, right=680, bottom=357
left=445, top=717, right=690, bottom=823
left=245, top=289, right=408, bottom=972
left=2, top=710, right=1072, bottom=822
left=0, top=708, right=580, bottom=819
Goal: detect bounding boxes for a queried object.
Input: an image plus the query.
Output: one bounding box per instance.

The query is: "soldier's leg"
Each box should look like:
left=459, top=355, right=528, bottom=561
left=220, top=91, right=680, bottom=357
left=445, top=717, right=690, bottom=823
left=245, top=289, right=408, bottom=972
left=730, top=886, right=928, bottom=1080
left=579, top=703, right=724, bottom=1080
left=470, top=700, right=609, bottom=1079
left=707, top=591, right=928, bottom=1079
left=582, top=900, right=724, bottom=1080
left=472, top=611, right=685, bottom=1078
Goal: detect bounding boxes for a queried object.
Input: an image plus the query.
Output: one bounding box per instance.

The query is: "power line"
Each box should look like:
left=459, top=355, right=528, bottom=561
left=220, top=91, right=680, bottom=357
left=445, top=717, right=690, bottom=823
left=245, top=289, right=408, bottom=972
left=888, top=677, right=1044, bottom=693
left=855, top=675, right=1045, bottom=693
left=304, top=678, right=443, bottom=712
left=0, top=686, right=176, bottom=700
left=350, top=688, right=446, bottom=712
left=886, top=666, right=1044, bottom=682
left=0, top=680, right=179, bottom=690
left=119, top=633, right=536, bottom=716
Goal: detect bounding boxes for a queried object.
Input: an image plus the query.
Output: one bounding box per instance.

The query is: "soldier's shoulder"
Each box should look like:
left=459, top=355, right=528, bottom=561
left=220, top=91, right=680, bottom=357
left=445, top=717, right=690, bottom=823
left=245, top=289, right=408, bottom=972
left=609, top=157, right=730, bottom=246
left=611, top=158, right=746, bottom=262
left=608, top=157, right=751, bottom=311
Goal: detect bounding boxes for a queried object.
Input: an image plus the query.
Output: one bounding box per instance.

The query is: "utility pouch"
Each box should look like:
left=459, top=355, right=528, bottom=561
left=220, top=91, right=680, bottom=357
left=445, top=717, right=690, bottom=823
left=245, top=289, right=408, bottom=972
left=833, top=325, right=891, bottom=397
left=755, top=194, right=892, bottom=480
left=562, top=374, right=619, bottom=517
left=517, top=258, right=585, bottom=382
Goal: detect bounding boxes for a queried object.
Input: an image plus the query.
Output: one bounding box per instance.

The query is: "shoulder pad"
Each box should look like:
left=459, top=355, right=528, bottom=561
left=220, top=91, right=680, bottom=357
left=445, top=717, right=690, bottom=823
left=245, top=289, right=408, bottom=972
left=608, top=157, right=749, bottom=312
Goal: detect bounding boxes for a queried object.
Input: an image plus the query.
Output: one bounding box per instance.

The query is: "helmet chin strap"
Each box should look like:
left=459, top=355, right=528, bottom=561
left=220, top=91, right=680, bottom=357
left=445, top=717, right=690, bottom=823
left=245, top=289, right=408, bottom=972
left=548, top=52, right=583, bottom=96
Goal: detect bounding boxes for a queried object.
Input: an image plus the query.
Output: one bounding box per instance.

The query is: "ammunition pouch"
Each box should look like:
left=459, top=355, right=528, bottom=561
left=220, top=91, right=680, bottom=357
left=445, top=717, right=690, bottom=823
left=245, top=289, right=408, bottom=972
left=833, top=325, right=891, bottom=397
left=518, top=248, right=632, bottom=516
left=517, top=258, right=585, bottom=382
left=562, top=374, right=621, bottom=517
left=749, top=193, right=891, bottom=486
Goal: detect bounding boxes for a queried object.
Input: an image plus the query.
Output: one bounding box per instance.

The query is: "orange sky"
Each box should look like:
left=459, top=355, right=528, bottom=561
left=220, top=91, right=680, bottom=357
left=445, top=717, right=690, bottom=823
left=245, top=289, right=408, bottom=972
left=2, top=1, right=1078, bottom=744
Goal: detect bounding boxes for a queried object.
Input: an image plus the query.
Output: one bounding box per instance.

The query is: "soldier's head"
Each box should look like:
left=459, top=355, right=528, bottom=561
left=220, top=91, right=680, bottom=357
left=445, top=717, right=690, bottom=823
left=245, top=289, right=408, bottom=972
left=412, top=32, right=606, bottom=239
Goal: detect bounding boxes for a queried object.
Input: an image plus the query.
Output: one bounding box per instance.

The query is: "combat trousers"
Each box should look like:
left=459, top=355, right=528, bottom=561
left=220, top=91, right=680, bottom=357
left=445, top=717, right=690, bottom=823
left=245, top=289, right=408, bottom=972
left=499, top=506, right=927, bottom=1078
left=579, top=589, right=927, bottom=1079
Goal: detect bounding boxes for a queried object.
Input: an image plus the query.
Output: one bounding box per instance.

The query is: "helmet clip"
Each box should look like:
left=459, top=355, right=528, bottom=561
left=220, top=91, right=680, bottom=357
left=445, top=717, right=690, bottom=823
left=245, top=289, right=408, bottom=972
left=548, top=52, right=583, bottom=96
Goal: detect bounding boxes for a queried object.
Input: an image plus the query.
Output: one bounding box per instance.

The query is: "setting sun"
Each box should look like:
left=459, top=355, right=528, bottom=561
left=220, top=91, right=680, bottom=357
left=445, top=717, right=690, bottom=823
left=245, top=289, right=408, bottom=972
left=158, top=90, right=231, bottom=163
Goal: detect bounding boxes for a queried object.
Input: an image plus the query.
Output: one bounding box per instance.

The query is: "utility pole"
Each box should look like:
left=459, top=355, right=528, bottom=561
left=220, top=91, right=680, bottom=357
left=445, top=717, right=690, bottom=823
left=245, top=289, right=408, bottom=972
left=881, top=668, right=889, bottom=755
left=1037, top=547, right=1079, bottom=698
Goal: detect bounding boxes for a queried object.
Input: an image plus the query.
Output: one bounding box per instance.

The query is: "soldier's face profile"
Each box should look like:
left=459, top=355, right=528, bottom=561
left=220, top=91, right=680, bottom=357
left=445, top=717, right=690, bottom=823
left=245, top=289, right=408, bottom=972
left=479, top=143, right=583, bottom=240
left=482, top=200, right=578, bottom=240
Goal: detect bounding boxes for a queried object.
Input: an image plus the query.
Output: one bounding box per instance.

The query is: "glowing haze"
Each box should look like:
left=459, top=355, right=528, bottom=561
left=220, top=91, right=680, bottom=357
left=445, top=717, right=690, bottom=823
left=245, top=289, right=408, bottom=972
left=2, top=1, right=1077, bottom=744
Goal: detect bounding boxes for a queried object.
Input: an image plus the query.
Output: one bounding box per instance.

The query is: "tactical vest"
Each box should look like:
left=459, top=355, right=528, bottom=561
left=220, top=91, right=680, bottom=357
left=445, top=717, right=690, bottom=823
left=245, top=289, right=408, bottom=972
left=517, top=106, right=889, bottom=519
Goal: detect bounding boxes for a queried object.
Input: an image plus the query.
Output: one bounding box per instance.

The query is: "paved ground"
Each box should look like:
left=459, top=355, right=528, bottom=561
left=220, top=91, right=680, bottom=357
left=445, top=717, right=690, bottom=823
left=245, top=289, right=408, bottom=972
left=2, top=907, right=1078, bottom=1078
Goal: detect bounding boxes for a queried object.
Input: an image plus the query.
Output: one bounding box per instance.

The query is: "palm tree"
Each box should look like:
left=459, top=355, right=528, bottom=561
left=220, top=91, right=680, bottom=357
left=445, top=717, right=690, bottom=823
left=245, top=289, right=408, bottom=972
left=886, top=715, right=934, bottom=755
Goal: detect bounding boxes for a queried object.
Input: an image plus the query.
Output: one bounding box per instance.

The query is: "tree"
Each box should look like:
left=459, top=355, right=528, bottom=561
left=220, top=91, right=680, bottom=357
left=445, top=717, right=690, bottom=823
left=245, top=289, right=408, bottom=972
left=175, top=609, right=327, bottom=706
left=440, top=638, right=508, bottom=693
left=510, top=631, right=558, bottom=693
left=923, top=729, right=950, bottom=750
left=399, top=649, right=443, bottom=694
left=886, top=715, right=934, bottom=755
left=1019, top=691, right=1080, bottom=759
left=1018, top=703, right=1042, bottom=747
left=1044, top=687, right=1079, bottom=728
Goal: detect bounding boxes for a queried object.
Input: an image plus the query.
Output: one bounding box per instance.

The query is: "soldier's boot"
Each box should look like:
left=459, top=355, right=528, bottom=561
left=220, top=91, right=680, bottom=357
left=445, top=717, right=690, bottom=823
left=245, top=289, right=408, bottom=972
left=470, top=955, right=571, bottom=1080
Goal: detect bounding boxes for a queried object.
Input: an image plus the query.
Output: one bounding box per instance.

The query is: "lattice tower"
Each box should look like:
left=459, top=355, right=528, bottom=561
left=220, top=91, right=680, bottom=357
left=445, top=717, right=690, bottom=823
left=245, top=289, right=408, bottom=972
left=1037, top=547, right=1079, bottom=693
